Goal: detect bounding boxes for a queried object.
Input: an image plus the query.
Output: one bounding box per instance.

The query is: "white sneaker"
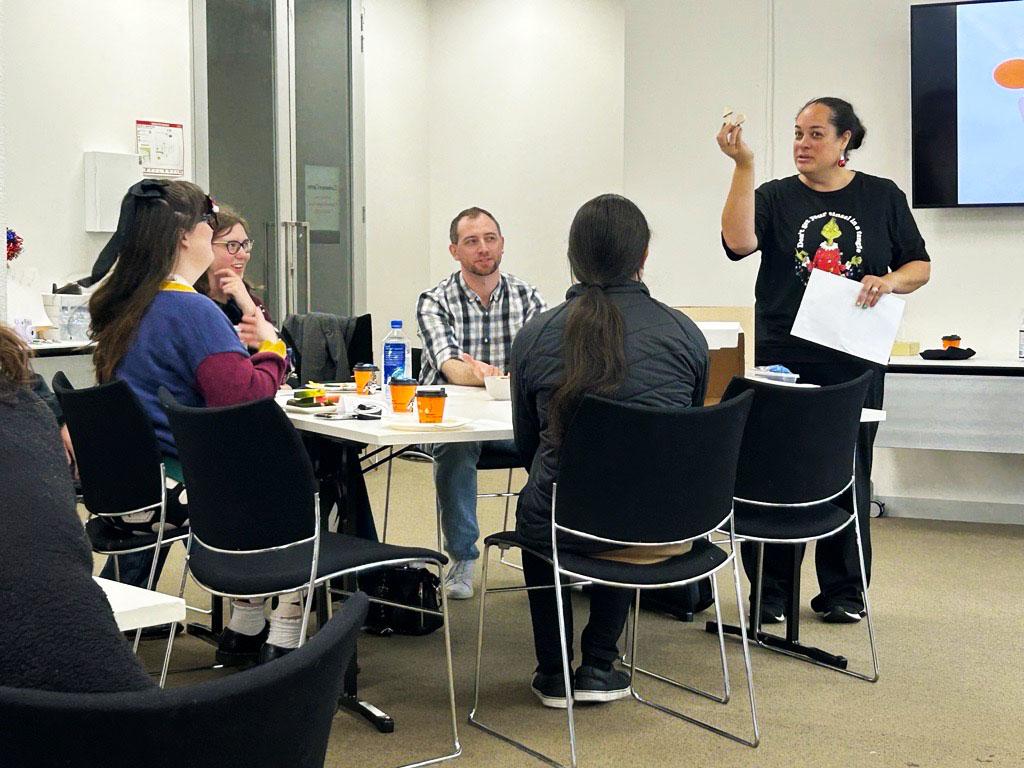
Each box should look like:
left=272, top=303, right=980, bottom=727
left=444, top=559, right=475, bottom=599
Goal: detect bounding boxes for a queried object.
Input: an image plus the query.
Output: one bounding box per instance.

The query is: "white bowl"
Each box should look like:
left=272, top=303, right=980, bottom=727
left=483, top=375, right=511, bottom=400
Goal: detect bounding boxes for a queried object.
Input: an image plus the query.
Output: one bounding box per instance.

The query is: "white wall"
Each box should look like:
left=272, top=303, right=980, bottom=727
left=426, top=0, right=625, bottom=308
left=363, top=0, right=432, bottom=340
left=4, top=0, right=192, bottom=291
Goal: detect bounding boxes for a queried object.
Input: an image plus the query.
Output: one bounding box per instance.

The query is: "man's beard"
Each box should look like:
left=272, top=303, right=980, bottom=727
left=467, top=260, right=499, bottom=277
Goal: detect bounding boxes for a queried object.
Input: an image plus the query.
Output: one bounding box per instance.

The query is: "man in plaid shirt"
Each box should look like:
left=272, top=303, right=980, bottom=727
left=417, top=207, right=546, bottom=599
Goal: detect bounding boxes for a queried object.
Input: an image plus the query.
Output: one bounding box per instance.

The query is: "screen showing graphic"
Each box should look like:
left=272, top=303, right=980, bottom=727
left=911, top=0, right=1024, bottom=207
left=957, top=2, right=1024, bottom=204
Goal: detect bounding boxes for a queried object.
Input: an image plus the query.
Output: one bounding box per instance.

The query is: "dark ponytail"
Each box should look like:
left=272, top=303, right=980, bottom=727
left=548, top=194, right=649, bottom=441
left=801, top=97, right=866, bottom=159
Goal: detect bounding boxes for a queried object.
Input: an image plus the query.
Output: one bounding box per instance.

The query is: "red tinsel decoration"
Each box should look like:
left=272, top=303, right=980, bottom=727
left=6, top=228, right=23, bottom=262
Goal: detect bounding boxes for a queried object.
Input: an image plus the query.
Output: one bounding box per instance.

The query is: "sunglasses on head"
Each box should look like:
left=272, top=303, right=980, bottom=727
left=200, top=195, right=220, bottom=230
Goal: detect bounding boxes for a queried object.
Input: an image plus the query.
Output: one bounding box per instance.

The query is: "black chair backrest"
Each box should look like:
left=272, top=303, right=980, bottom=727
left=721, top=372, right=872, bottom=505
left=0, top=591, right=369, bottom=768
left=159, top=390, right=317, bottom=552
left=554, top=392, right=753, bottom=545
left=52, top=371, right=164, bottom=516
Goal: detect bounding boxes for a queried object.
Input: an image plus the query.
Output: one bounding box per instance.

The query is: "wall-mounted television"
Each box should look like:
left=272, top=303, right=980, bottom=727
left=911, top=0, right=1024, bottom=208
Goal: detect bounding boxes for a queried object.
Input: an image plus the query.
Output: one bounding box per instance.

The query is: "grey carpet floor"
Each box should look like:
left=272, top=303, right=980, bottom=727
left=122, top=460, right=1024, bottom=768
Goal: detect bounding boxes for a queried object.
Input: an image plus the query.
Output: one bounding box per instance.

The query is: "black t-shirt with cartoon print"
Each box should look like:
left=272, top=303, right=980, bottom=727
left=723, top=172, right=930, bottom=364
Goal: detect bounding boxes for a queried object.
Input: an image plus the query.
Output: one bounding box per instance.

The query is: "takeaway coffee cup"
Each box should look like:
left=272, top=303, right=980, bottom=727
left=389, top=376, right=417, bottom=413
left=415, top=387, right=447, bottom=424
left=353, top=363, right=379, bottom=395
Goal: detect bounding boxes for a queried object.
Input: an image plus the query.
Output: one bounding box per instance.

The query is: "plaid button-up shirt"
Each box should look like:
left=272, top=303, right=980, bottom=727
left=416, top=271, right=547, bottom=385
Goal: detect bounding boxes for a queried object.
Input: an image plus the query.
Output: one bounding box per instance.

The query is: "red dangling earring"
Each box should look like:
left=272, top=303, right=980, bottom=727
left=837, top=156, right=847, bottom=167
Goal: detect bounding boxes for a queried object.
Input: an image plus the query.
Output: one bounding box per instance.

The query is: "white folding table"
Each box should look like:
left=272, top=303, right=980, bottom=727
left=94, top=576, right=186, bottom=632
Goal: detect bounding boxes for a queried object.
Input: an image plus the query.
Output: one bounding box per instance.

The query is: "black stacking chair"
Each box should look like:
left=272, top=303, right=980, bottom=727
left=158, top=390, right=461, bottom=767
left=470, top=393, right=758, bottom=766
left=708, top=373, right=879, bottom=682
left=52, top=372, right=189, bottom=654
left=0, top=592, right=368, bottom=768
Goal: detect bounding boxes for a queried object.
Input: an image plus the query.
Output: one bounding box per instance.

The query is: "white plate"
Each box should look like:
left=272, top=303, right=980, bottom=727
left=382, top=416, right=471, bottom=432
left=321, top=382, right=357, bottom=392
left=283, top=403, right=338, bottom=414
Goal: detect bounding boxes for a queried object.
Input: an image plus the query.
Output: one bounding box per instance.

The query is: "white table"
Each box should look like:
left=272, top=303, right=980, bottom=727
left=280, top=386, right=513, bottom=445
left=94, top=576, right=186, bottom=632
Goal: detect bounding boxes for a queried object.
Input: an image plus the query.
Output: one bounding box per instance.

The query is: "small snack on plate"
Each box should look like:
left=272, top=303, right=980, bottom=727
left=941, top=334, right=961, bottom=349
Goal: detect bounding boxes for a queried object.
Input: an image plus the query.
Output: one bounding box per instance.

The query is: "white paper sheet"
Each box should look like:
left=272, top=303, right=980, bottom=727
left=4, top=276, right=53, bottom=327
left=790, top=269, right=905, bottom=366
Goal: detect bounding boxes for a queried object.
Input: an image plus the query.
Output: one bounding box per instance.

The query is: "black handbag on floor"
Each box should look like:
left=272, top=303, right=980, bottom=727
left=639, top=578, right=714, bottom=622
left=359, top=566, right=443, bottom=636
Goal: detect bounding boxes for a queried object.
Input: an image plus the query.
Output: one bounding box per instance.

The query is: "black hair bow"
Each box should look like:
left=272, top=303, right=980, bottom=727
left=83, top=178, right=169, bottom=286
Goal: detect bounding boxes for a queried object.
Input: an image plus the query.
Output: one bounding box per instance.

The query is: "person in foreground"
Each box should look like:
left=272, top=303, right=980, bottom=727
left=509, top=194, right=709, bottom=707
left=0, top=325, right=152, bottom=693
left=89, top=179, right=298, bottom=665
left=417, top=206, right=546, bottom=599
left=718, top=97, right=931, bottom=624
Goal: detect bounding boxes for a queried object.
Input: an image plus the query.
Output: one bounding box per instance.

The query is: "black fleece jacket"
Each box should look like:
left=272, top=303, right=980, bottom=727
left=509, top=281, right=710, bottom=547
left=0, top=389, right=153, bottom=692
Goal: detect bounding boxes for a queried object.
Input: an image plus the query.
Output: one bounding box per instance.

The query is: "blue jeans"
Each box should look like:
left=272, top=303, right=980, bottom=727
left=431, top=439, right=517, bottom=562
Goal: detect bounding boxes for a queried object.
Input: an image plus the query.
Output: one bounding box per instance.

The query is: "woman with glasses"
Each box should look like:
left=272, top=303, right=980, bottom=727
left=195, top=204, right=274, bottom=327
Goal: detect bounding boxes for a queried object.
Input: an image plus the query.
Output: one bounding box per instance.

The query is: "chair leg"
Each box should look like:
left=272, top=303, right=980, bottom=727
left=159, top=546, right=192, bottom=688
left=499, top=469, right=523, bottom=571
left=853, top=508, right=880, bottom=683
left=381, top=447, right=394, bottom=543
left=629, top=558, right=760, bottom=748
left=551, top=557, right=579, bottom=768
left=620, top=575, right=730, bottom=704
left=469, top=546, right=575, bottom=768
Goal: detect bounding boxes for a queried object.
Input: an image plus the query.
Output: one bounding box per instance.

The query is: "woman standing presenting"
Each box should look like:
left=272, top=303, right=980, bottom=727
left=718, top=97, right=930, bottom=624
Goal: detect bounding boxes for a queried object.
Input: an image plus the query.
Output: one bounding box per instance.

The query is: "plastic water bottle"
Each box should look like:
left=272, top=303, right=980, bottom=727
left=68, top=305, right=90, bottom=342
left=382, top=320, right=412, bottom=388
left=59, top=305, right=71, bottom=341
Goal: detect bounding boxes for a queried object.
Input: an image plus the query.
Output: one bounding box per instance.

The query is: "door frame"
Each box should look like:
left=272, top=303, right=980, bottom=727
left=188, top=0, right=366, bottom=321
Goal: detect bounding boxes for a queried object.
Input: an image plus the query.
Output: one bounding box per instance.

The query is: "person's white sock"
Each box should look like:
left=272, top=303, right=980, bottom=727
left=227, top=599, right=266, bottom=636
left=267, top=592, right=304, bottom=648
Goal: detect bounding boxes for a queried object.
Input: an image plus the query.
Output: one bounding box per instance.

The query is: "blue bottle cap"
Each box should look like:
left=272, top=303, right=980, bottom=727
left=391, top=320, right=402, bottom=328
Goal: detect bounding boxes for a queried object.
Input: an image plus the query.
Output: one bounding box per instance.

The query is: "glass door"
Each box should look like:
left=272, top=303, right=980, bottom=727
left=195, top=0, right=355, bottom=322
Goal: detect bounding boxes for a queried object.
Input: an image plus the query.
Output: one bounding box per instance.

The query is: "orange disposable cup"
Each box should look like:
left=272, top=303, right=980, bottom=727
left=389, top=377, right=417, bottom=413
left=353, top=363, right=378, bottom=395
left=942, top=336, right=961, bottom=350
left=416, top=388, right=447, bottom=424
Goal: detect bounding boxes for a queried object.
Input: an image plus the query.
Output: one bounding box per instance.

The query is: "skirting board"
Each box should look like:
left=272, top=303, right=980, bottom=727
left=877, top=496, right=1024, bottom=526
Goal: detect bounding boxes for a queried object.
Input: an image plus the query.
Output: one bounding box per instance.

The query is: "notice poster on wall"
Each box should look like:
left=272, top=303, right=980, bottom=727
left=136, top=121, right=185, bottom=176
left=304, top=164, right=341, bottom=244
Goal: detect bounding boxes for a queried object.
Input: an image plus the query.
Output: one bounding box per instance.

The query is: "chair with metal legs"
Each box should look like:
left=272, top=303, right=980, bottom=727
left=469, top=392, right=759, bottom=767
left=52, top=372, right=191, bottom=657
left=707, top=373, right=880, bottom=682
left=159, top=389, right=461, bottom=766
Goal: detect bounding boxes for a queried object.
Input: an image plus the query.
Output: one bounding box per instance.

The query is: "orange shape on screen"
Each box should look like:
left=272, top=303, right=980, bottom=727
left=994, top=59, right=1024, bottom=88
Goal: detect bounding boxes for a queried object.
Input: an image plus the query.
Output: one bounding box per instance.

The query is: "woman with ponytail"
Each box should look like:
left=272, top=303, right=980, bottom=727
left=508, top=194, right=709, bottom=707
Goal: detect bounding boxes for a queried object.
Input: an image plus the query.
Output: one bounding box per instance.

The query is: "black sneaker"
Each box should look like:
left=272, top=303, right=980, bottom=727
left=215, top=622, right=269, bottom=666
left=754, top=604, right=786, bottom=625
left=820, top=604, right=865, bottom=624
left=531, top=670, right=571, bottom=709
left=574, top=665, right=631, bottom=703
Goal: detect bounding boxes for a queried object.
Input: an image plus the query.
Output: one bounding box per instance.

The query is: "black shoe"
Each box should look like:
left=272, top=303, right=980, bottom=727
left=257, top=642, right=295, bottom=665
left=820, top=603, right=865, bottom=624
left=754, top=604, right=786, bottom=625
left=215, top=623, right=269, bottom=666
left=125, top=622, right=184, bottom=641
left=531, top=670, right=571, bottom=709
left=574, top=665, right=631, bottom=703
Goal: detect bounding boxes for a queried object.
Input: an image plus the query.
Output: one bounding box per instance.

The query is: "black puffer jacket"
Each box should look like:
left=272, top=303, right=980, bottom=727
left=510, top=281, right=709, bottom=547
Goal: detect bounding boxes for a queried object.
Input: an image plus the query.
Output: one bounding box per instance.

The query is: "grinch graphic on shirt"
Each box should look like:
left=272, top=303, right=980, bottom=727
left=794, top=214, right=864, bottom=284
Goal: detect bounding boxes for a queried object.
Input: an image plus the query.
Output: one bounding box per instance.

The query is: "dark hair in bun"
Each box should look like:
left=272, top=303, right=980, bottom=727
left=800, top=97, right=866, bottom=159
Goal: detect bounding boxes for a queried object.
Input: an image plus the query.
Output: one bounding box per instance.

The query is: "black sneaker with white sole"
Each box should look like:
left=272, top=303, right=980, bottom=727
left=574, top=665, right=631, bottom=703
left=751, top=604, right=786, bottom=625
left=531, top=670, right=571, bottom=709
left=820, top=604, right=865, bottom=624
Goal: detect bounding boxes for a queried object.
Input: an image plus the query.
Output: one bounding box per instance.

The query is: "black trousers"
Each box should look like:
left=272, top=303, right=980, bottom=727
left=742, top=357, right=884, bottom=611
left=522, top=550, right=633, bottom=674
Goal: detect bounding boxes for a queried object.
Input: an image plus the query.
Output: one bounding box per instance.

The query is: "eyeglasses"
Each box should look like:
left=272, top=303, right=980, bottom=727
left=212, top=239, right=255, bottom=255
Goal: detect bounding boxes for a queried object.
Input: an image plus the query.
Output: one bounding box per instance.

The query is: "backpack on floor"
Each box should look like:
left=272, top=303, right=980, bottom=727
left=358, top=566, right=444, bottom=636
left=639, top=578, right=714, bottom=622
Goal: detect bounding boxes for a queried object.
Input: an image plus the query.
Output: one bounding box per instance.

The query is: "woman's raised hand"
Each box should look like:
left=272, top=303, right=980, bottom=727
left=717, top=118, right=754, bottom=166
left=238, top=312, right=278, bottom=348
